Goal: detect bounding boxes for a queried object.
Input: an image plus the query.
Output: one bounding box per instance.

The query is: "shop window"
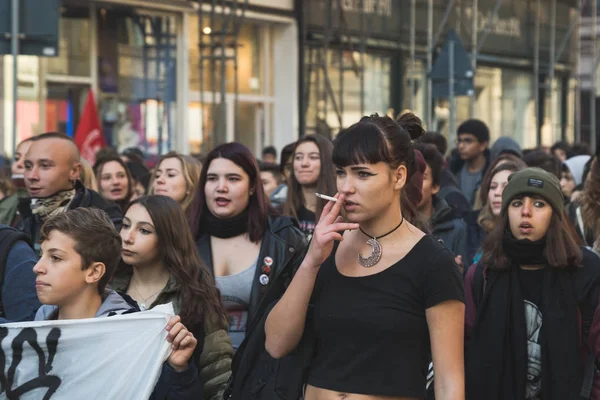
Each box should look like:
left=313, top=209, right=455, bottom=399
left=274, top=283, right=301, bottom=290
left=2, top=55, right=41, bottom=155
left=97, top=8, right=178, bottom=155
left=189, top=14, right=265, bottom=95
left=435, top=66, right=538, bottom=149
left=305, top=49, right=392, bottom=135
left=47, top=13, right=91, bottom=77
left=402, top=58, right=425, bottom=120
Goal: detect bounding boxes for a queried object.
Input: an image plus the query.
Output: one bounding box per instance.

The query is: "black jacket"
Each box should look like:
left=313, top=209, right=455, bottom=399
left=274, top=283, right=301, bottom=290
left=196, top=215, right=307, bottom=335
left=431, top=196, right=468, bottom=263
left=196, top=215, right=309, bottom=400
left=438, top=168, right=471, bottom=217
left=16, top=180, right=123, bottom=251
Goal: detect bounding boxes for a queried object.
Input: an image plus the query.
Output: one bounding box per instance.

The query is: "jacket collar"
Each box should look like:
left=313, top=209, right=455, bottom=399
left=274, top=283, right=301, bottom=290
left=18, top=180, right=87, bottom=217
left=111, top=266, right=179, bottom=305
left=450, top=148, right=491, bottom=175
left=196, top=215, right=299, bottom=273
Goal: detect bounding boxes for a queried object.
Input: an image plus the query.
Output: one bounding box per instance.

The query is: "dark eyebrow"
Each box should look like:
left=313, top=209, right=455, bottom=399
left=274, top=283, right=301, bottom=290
left=124, top=218, right=155, bottom=229
left=349, top=166, right=372, bottom=171
left=206, top=172, right=242, bottom=178
left=43, top=248, right=67, bottom=256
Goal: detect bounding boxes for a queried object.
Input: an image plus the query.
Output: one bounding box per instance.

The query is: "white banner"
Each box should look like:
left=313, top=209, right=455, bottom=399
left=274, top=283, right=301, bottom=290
left=0, top=304, right=174, bottom=400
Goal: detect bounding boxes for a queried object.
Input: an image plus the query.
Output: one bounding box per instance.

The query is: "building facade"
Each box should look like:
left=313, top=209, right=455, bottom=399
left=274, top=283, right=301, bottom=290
left=0, top=0, right=580, bottom=159
left=0, top=0, right=299, bottom=158
left=299, top=0, right=579, bottom=148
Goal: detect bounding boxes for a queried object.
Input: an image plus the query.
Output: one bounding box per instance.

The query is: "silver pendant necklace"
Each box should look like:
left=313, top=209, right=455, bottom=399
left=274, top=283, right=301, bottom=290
left=357, top=216, right=404, bottom=268
left=134, top=286, right=163, bottom=311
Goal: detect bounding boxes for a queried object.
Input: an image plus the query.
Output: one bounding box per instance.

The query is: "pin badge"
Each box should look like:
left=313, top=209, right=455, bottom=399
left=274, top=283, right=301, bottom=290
left=259, top=274, right=270, bottom=286
left=263, top=257, right=273, bottom=266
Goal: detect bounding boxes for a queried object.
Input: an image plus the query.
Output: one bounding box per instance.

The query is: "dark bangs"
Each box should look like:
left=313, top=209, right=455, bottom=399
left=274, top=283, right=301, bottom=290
left=332, top=121, right=392, bottom=167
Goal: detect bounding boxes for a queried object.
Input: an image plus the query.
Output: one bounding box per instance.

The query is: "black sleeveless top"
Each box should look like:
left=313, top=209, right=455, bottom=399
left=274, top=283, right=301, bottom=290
left=307, top=235, right=464, bottom=398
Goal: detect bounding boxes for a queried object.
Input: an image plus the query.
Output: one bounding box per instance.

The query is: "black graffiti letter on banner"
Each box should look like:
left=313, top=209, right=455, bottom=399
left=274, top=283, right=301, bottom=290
left=0, top=327, right=62, bottom=399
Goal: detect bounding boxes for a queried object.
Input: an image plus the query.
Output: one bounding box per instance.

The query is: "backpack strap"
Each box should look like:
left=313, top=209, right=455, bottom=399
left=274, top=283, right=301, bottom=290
left=0, top=226, right=33, bottom=318
left=579, top=285, right=599, bottom=399
left=472, top=264, right=486, bottom=308
left=581, top=351, right=595, bottom=399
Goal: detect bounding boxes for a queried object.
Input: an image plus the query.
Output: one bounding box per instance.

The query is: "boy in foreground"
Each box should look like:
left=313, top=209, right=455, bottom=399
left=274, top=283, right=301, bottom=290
left=33, top=207, right=202, bottom=399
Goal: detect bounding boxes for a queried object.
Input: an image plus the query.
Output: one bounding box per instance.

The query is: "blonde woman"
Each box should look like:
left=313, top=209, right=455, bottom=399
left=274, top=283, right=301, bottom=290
left=80, top=158, right=98, bottom=191
left=150, top=151, right=201, bottom=215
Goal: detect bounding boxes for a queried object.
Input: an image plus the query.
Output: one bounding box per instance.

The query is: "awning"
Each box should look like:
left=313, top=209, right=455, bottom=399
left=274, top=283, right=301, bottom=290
left=93, top=0, right=197, bottom=13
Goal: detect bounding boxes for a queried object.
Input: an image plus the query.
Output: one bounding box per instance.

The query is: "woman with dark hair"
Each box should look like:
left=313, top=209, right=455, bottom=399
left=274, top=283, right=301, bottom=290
left=188, top=142, right=307, bottom=351
left=111, top=195, right=233, bottom=400
left=265, top=114, right=465, bottom=399
left=573, top=155, right=600, bottom=248
left=94, top=155, right=134, bottom=212
left=465, top=167, right=600, bottom=400
left=283, top=135, right=336, bottom=240
left=126, top=161, right=151, bottom=201
left=465, top=159, right=526, bottom=266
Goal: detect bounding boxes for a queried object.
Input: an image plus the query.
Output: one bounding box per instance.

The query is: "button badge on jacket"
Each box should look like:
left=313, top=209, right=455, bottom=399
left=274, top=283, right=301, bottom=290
left=259, top=256, right=273, bottom=286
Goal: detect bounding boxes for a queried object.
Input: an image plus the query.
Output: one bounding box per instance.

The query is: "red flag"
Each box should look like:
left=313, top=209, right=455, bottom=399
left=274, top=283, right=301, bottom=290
left=74, top=91, right=106, bottom=164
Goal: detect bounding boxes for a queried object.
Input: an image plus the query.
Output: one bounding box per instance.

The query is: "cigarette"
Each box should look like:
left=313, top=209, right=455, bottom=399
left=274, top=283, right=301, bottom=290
left=315, top=193, right=338, bottom=202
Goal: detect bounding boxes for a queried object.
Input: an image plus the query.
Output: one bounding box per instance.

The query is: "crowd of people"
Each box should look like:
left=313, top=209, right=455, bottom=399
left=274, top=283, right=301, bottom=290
left=0, top=112, right=600, bottom=399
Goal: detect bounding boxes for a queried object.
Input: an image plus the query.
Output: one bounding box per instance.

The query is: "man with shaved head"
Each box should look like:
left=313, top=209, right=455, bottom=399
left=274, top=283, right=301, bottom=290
left=17, top=132, right=122, bottom=253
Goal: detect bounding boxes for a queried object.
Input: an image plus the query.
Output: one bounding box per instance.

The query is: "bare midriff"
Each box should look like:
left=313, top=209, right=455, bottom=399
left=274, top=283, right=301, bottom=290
left=305, top=385, right=420, bottom=400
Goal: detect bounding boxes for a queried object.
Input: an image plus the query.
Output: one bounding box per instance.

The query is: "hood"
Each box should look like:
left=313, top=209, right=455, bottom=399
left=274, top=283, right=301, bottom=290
left=34, top=289, right=136, bottom=321
left=490, top=136, right=522, bottom=161
left=431, top=196, right=457, bottom=230
left=563, top=155, right=591, bottom=186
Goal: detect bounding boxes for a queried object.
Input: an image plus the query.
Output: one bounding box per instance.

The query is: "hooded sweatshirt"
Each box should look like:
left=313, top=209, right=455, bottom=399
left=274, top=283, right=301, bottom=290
left=34, top=289, right=204, bottom=400
left=563, top=155, right=592, bottom=186
left=430, top=196, right=468, bottom=264
left=34, top=289, right=136, bottom=320
left=490, top=136, right=523, bottom=162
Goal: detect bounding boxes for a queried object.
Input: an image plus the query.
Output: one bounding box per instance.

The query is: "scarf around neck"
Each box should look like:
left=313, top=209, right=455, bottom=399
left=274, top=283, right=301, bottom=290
left=31, top=189, right=76, bottom=219
left=466, top=262, right=582, bottom=400
left=199, top=208, right=249, bottom=239
left=503, top=229, right=548, bottom=266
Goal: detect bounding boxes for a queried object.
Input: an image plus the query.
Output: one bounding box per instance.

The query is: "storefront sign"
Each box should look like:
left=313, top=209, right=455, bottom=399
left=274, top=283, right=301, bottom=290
left=303, top=0, right=575, bottom=63
left=337, top=0, right=393, bottom=17
left=469, top=0, right=572, bottom=63
left=249, top=0, right=294, bottom=10
left=303, top=0, right=404, bottom=41
left=466, top=7, right=522, bottom=39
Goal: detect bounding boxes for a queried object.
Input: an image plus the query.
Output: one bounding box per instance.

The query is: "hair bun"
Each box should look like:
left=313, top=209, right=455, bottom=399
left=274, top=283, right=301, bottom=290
left=396, top=112, right=425, bottom=141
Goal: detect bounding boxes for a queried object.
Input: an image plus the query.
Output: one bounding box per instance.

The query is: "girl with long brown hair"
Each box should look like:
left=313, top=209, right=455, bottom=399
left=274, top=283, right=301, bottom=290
left=465, top=167, right=600, bottom=400
left=93, top=155, right=134, bottom=213
left=466, top=159, right=526, bottom=266
left=283, top=134, right=336, bottom=240
left=189, top=142, right=307, bottom=352
left=111, top=195, right=233, bottom=400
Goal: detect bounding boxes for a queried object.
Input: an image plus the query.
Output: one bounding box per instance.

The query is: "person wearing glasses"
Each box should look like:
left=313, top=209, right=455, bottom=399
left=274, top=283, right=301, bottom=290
left=449, top=119, right=491, bottom=208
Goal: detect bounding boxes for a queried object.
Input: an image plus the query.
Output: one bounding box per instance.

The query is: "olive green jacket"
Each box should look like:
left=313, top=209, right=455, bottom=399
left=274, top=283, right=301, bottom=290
left=111, top=269, right=233, bottom=400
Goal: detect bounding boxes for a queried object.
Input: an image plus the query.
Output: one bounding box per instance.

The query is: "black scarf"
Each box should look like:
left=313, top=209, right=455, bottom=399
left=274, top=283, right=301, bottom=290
left=503, top=229, right=548, bottom=266
left=466, top=235, right=582, bottom=400
left=200, top=208, right=249, bottom=239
